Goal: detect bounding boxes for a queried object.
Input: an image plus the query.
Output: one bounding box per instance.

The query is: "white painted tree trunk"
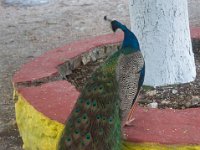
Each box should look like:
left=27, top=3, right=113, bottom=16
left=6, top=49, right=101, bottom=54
left=4, top=0, right=49, bottom=6
left=129, top=0, right=196, bottom=86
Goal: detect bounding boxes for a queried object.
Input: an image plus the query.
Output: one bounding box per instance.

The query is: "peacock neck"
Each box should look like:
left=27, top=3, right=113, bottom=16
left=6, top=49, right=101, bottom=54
left=115, top=22, right=140, bottom=51
left=122, top=29, right=140, bottom=51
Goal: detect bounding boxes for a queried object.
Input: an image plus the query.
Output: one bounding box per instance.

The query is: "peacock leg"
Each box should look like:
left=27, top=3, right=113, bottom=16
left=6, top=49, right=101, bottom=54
left=124, top=91, right=141, bottom=127
left=123, top=105, right=136, bottom=127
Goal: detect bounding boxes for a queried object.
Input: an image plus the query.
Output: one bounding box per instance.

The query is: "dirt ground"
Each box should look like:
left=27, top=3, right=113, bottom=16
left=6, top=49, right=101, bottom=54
left=0, top=0, right=199, bottom=149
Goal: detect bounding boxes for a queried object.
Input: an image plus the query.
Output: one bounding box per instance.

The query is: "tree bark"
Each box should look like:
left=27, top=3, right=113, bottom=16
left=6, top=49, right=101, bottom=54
left=129, top=0, right=196, bottom=86
left=4, top=0, right=49, bottom=6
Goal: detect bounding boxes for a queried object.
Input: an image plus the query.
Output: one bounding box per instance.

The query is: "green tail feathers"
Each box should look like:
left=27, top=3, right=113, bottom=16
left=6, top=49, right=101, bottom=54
left=58, top=51, right=122, bottom=150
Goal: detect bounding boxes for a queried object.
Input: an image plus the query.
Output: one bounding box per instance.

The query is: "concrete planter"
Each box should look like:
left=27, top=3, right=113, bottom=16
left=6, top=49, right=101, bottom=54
left=13, top=31, right=200, bottom=150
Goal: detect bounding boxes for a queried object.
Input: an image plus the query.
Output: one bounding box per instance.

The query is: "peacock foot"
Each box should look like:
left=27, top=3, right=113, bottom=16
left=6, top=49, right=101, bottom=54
left=123, top=118, right=135, bottom=127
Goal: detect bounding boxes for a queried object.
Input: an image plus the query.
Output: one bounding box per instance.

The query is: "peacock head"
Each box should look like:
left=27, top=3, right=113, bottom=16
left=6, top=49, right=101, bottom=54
left=104, top=16, right=140, bottom=50
left=104, top=16, right=126, bottom=32
left=111, top=20, right=121, bottom=32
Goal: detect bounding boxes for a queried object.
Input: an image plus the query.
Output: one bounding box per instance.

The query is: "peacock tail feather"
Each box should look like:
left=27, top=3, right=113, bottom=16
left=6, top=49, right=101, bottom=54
left=58, top=50, right=122, bottom=150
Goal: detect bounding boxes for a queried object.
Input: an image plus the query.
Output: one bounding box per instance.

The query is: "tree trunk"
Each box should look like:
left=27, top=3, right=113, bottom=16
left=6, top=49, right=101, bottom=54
left=4, top=0, right=49, bottom=6
left=129, top=0, right=196, bottom=86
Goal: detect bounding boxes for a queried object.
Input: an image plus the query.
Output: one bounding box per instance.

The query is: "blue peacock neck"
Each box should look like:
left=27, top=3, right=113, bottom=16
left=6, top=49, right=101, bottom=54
left=122, top=29, right=140, bottom=50
left=114, top=21, right=140, bottom=51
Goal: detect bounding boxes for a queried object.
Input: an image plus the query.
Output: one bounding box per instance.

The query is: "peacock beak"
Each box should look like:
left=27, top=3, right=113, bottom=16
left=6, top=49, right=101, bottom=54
left=104, top=16, right=112, bottom=22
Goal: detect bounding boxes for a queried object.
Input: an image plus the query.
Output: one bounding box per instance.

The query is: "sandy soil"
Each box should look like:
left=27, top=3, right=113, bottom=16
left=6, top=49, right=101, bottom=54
left=0, top=0, right=199, bottom=149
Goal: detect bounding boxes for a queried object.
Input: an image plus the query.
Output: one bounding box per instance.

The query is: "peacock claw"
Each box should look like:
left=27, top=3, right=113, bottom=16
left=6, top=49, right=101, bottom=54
left=124, top=118, right=135, bottom=127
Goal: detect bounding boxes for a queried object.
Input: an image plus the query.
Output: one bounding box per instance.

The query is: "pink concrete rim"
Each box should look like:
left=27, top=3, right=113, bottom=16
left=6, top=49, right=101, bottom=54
left=13, top=28, right=200, bottom=145
left=13, top=32, right=123, bottom=84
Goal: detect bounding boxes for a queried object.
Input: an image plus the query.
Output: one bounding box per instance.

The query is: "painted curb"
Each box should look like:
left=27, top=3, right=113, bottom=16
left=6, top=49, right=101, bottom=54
left=13, top=29, right=200, bottom=150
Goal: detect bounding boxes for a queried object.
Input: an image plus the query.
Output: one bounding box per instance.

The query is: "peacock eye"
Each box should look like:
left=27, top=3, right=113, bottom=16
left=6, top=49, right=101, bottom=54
left=77, top=118, right=81, bottom=124
left=99, top=85, right=103, bottom=90
left=85, top=133, right=91, bottom=140
left=96, top=115, right=101, bottom=120
left=109, top=117, right=113, bottom=123
left=75, top=130, right=79, bottom=134
left=86, top=135, right=90, bottom=140
left=92, top=101, right=97, bottom=107
left=86, top=100, right=90, bottom=105
left=82, top=114, right=87, bottom=120
left=66, top=137, right=71, bottom=142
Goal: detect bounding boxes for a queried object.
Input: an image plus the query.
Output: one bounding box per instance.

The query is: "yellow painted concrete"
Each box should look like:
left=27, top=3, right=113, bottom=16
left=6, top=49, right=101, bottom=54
left=14, top=89, right=200, bottom=150
left=15, top=90, right=64, bottom=150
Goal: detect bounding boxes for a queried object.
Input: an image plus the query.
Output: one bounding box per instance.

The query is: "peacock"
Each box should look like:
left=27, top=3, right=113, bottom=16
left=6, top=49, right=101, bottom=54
left=58, top=16, right=145, bottom=150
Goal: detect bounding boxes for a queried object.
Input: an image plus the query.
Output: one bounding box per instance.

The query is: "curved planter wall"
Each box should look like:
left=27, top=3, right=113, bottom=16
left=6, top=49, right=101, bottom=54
left=13, top=30, right=200, bottom=150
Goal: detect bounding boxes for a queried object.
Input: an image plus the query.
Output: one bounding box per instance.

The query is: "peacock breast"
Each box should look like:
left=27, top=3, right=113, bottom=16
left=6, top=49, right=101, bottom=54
left=116, top=51, right=144, bottom=119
